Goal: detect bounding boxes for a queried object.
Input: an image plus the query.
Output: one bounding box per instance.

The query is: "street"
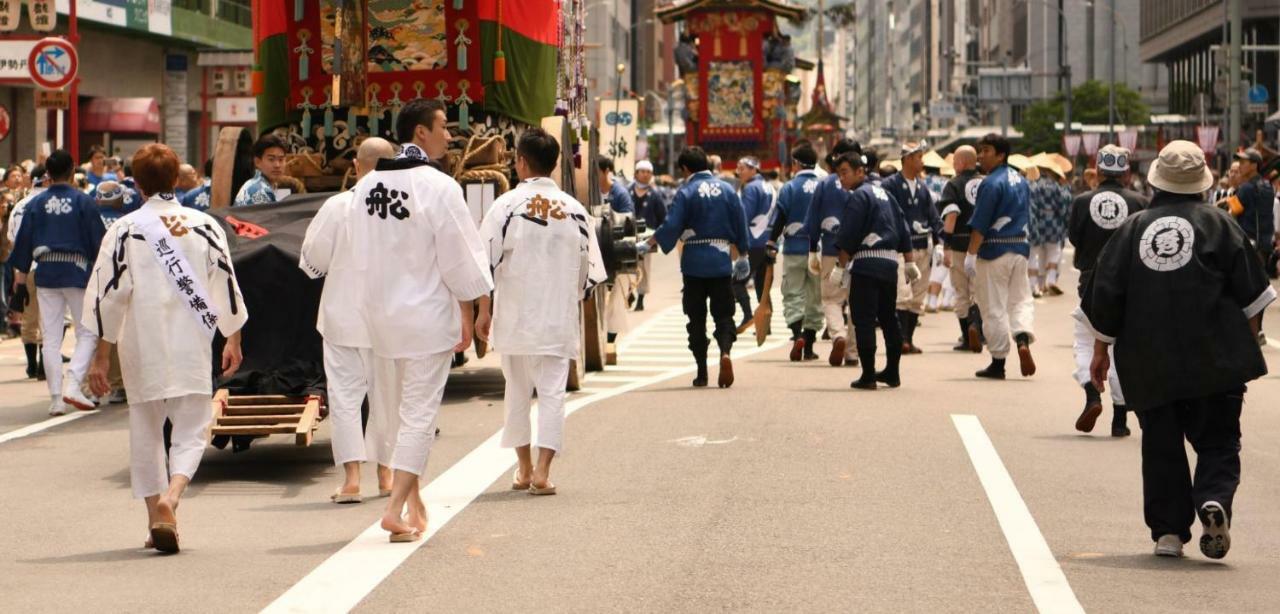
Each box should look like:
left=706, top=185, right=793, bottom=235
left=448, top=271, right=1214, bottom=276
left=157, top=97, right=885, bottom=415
left=2, top=252, right=1280, bottom=613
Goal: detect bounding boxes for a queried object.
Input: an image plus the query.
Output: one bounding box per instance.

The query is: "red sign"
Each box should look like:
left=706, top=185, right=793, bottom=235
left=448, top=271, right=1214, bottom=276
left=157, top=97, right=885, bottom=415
left=0, top=104, right=10, bottom=142
left=27, top=37, right=77, bottom=90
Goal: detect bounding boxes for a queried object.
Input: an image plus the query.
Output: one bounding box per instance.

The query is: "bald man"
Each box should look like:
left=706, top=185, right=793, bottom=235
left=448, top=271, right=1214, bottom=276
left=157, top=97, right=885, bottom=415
left=300, top=137, right=398, bottom=503
left=175, top=163, right=200, bottom=201
left=939, top=146, right=985, bottom=351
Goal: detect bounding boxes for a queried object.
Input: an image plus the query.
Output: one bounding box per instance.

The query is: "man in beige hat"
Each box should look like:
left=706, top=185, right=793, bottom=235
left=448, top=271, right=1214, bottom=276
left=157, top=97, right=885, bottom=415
left=882, top=141, right=941, bottom=354
left=1083, top=140, right=1274, bottom=560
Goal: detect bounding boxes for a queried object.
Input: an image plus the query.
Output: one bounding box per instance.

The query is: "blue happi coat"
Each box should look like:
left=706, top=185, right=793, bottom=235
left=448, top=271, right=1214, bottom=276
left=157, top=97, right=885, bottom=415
left=971, top=164, right=1032, bottom=260
left=233, top=171, right=278, bottom=207
left=773, top=170, right=822, bottom=255
left=653, top=170, right=749, bottom=278
left=739, top=174, right=775, bottom=250
left=835, top=181, right=912, bottom=282
left=881, top=173, right=942, bottom=251
left=9, top=184, right=106, bottom=289
left=802, top=173, right=850, bottom=256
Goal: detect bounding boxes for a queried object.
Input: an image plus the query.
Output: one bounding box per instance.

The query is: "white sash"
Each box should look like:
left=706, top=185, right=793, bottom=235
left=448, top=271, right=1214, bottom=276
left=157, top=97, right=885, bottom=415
left=133, top=203, right=220, bottom=340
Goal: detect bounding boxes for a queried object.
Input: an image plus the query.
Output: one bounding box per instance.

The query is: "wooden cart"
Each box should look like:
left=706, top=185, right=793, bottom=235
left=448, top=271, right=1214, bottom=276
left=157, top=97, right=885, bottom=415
left=209, top=390, right=326, bottom=447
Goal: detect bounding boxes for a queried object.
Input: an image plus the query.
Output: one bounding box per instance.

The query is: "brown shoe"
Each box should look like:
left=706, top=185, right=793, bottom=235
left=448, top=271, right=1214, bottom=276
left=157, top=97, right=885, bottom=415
left=1017, top=343, right=1036, bottom=377
left=718, top=355, right=734, bottom=388
left=1075, top=400, right=1102, bottom=433
left=829, top=337, right=847, bottom=367
left=790, top=338, right=805, bottom=362
left=967, top=324, right=983, bottom=353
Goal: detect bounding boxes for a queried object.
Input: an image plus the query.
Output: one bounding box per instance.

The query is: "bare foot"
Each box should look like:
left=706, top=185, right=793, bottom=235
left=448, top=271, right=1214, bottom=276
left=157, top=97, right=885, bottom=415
left=406, top=499, right=428, bottom=534
left=376, top=466, right=393, bottom=494
left=155, top=498, right=177, bottom=525
left=531, top=472, right=553, bottom=491
left=512, top=467, right=532, bottom=490
left=380, top=513, right=414, bottom=537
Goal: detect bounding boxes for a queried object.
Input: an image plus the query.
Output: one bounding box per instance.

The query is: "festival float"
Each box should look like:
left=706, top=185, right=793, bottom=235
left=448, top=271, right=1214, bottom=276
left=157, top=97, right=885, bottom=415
left=657, top=0, right=807, bottom=169
left=202, top=1, right=636, bottom=448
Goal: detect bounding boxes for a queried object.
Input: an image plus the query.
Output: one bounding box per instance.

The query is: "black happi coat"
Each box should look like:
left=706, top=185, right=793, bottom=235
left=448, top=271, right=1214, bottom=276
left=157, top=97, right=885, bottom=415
left=1067, top=179, right=1148, bottom=293
left=938, top=169, right=982, bottom=252
left=1083, top=192, right=1274, bottom=411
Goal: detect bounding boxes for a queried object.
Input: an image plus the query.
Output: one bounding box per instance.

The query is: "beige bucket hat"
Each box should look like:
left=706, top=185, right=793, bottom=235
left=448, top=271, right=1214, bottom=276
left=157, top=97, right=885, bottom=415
left=1146, top=140, right=1214, bottom=195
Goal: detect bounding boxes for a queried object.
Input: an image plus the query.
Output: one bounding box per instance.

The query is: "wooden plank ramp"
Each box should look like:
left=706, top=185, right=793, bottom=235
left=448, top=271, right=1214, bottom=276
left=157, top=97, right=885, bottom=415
left=209, top=392, right=326, bottom=447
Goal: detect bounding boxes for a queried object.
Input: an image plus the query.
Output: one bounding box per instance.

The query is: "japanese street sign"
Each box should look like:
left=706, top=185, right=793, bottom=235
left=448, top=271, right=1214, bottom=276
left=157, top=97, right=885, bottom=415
left=28, top=0, right=54, bottom=32
left=1247, top=84, right=1268, bottom=104
left=214, top=97, right=258, bottom=123
left=35, top=88, right=69, bottom=110
left=28, top=37, right=77, bottom=90
left=0, top=0, right=19, bottom=32
left=598, top=99, right=639, bottom=181
left=0, top=40, right=35, bottom=79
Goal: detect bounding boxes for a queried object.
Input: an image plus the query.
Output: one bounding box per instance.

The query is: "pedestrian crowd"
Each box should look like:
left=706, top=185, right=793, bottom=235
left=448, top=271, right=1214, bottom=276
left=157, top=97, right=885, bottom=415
left=1, top=109, right=1278, bottom=563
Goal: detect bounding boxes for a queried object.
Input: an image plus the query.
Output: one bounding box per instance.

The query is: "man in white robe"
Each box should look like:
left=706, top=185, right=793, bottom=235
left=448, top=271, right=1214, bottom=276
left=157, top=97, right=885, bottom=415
left=476, top=128, right=606, bottom=495
left=84, top=144, right=247, bottom=554
left=300, top=137, right=397, bottom=503
left=351, top=99, right=493, bottom=541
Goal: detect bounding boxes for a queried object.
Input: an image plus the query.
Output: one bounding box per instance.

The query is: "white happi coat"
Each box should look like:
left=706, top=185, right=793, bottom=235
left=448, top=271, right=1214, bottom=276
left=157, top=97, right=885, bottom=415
left=479, top=177, right=607, bottom=359
left=348, top=152, right=493, bottom=358
left=299, top=190, right=369, bottom=348
left=83, top=194, right=248, bottom=403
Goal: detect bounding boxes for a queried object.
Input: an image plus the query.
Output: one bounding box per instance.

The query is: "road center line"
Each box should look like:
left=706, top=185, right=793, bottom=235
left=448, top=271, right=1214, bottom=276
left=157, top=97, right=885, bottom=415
left=951, top=414, right=1084, bottom=614
left=264, top=307, right=785, bottom=612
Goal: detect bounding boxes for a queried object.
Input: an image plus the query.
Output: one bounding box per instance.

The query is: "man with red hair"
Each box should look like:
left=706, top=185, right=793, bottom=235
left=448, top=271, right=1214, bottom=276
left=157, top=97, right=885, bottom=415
left=84, top=143, right=248, bottom=554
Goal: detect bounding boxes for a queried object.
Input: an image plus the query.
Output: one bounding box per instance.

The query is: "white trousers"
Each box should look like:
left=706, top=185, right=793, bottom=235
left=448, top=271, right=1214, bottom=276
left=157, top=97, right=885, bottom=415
left=819, top=255, right=848, bottom=342
left=1029, top=242, right=1063, bottom=274
left=975, top=253, right=1035, bottom=359
left=388, top=351, right=452, bottom=476
left=129, top=394, right=211, bottom=499
left=1071, top=308, right=1125, bottom=404
left=36, top=287, right=96, bottom=400
left=500, top=354, right=570, bottom=453
left=324, top=342, right=371, bottom=466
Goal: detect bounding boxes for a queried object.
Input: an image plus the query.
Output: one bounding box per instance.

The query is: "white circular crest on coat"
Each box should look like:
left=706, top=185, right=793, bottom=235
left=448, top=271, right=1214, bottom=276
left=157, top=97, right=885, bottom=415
left=1139, top=216, right=1194, bottom=272
left=964, top=178, right=982, bottom=205
left=1089, top=192, right=1128, bottom=229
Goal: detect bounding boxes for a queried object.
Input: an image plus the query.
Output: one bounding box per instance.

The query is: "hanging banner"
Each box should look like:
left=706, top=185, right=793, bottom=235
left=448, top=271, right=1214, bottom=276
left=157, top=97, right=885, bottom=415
left=1062, top=134, right=1081, bottom=158
left=1118, top=129, right=1138, bottom=152
left=163, top=54, right=189, bottom=157
left=1081, top=132, right=1101, bottom=156
left=1196, top=125, right=1220, bottom=154
left=28, top=0, right=55, bottom=31
left=598, top=99, right=639, bottom=182
left=0, top=0, right=21, bottom=32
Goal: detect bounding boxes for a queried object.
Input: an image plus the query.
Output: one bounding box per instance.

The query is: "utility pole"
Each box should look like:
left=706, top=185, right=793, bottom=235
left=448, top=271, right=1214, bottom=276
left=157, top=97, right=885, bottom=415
left=1226, top=0, right=1242, bottom=157
left=1060, top=1, right=1072, bottom=150
left=1107, top=0, right=1116, bottom=142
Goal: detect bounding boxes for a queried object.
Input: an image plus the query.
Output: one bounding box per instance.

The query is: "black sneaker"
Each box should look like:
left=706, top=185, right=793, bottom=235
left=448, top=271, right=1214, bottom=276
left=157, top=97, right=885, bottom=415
left=850, top=377, right=877, bottom=390
left=1198, top=501, right=1231, bottom=559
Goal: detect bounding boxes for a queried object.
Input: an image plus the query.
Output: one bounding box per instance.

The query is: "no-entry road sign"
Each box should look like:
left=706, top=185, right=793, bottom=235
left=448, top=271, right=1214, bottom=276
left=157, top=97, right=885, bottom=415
left=27, top=37, right=77, bottom=90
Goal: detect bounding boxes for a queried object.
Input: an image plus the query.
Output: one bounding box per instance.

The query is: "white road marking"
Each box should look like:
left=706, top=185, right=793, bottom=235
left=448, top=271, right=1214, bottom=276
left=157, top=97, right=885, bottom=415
left=0, top=410, right=101, bottom=445
left=669, top=435, right=739, bottom=448
left=264, top=305, right=786, bottom=613
left=603, top=365, right=679, bottom=372
left=951, top=414, right=1084, bottom=614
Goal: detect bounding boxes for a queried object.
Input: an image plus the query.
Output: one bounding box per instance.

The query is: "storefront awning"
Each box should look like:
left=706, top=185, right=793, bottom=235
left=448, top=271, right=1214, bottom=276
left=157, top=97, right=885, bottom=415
left=82, top=98, right=161, bottom=134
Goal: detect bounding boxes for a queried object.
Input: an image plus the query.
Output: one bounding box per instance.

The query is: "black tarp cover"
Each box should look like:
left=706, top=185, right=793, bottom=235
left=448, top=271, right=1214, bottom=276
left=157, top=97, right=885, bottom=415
left=209, top=194, right=333, bottom=397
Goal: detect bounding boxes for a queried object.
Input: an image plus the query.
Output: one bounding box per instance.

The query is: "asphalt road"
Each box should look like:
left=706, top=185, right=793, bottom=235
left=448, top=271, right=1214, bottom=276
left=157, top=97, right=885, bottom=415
left=2, top=252, right=1280, bottom=613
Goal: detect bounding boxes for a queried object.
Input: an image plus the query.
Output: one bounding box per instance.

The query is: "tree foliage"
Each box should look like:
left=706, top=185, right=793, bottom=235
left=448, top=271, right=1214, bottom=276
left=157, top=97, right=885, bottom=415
left=1017, top=80, right=1150, bottom=153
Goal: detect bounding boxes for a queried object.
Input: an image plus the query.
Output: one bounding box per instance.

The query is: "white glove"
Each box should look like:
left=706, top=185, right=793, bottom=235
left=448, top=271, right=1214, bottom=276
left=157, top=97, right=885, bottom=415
left=733, top=257, right=751, bottom=281
left=964, top=253, right=977, bottom=278
left=807, top=252, right=822, bottom=276
left=636, top=241, right=652, bottom=257
left=904, top=261, right=922, bottom=283
left=827, top=262, right=845, bottom=287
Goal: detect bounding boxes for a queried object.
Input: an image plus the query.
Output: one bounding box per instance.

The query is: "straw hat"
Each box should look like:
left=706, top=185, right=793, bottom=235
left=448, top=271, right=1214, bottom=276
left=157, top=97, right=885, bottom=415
left=1146, top=140, right=1214, bottom=195
left=1049, top=153, right=1073, bottom=174
left=940, top=163, right=956, bottom=177
left=1030, top=153, right=1064, bottom=179
left=922, top=150, right=947, bottom=170
left=1007, top=154, right=1032, bottom=172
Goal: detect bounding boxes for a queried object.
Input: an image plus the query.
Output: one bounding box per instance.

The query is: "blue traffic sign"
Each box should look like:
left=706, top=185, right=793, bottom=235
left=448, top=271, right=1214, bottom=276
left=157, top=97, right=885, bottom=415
left=1248, top=84, right=1269, bottom=105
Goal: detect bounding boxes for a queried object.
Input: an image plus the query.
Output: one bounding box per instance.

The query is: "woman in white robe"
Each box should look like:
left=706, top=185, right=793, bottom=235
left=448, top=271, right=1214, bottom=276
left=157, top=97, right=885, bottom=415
left=83, top=144, right=247, bottom=554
